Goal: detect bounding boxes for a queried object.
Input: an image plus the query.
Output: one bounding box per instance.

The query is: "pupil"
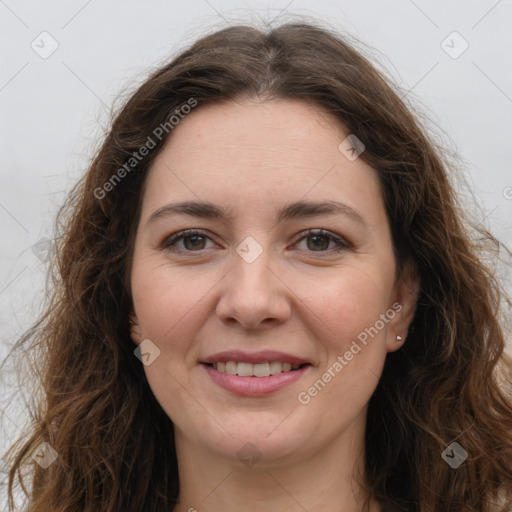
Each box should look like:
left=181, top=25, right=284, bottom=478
left=185, top=236, right=205, bottom=250
left=308, top=235, right=328, bottom=251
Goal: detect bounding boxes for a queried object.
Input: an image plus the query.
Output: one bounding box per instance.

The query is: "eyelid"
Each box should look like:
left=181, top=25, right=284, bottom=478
left=160, top=228, right=352, bottom=254
left=160, top=229, right=216, bottom=251
left=292, top=228, right=351, bottom=253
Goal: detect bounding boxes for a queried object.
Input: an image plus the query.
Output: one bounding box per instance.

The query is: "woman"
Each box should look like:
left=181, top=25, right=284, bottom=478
left=4, top=21, right=512, bottom=512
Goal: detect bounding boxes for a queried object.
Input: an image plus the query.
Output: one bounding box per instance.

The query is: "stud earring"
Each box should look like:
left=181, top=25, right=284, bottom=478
left=396, top=335, right=402, bottom=341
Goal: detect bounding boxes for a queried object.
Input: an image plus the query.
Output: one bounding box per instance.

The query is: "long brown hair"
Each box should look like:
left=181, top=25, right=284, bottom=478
left=3, top=20, right=512, bottom=512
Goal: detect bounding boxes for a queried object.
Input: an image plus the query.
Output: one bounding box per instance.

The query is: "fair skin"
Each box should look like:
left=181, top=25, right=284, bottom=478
left=129, top=97, right=418, bottom=512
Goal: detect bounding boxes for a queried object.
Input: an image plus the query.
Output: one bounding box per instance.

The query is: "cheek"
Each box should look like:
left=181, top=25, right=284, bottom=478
left=297, top=269, right=390, bottom=422
left=131, top=257, right=211, bottom=339
left=304, top=265, right=392, bottom=351
left=130, top=263, right=211, bottom=421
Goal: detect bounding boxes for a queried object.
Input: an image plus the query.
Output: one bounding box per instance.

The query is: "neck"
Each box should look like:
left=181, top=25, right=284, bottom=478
left=171, top=414, right=381, bottom=512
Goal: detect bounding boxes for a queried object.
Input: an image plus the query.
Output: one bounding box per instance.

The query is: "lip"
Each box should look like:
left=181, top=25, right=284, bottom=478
left=200, top=350, right=310, bottom=366
left=202, top=363, right=311, bottom=396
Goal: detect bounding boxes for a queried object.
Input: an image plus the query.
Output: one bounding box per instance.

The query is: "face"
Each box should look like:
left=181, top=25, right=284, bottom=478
left=129, top=97, right=417, bottom=467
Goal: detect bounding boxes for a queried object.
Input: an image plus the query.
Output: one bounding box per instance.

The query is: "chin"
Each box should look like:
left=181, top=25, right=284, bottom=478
left=182, top=411, right=317, bottom=468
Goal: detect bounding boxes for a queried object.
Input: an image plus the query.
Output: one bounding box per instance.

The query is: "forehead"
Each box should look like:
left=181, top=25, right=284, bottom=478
left=155, top=97, right=348, bottom=165
left=143, top=98, right=384, bottom=225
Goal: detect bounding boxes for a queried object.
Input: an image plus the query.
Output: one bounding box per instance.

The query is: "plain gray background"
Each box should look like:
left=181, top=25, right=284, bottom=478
left=1, top=0, right=511, bottom=496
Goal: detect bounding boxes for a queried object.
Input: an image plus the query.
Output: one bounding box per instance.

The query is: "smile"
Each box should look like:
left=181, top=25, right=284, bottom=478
left=201, top=362, right=311, bottom=397
left=200, top=350, right=312, bottom=396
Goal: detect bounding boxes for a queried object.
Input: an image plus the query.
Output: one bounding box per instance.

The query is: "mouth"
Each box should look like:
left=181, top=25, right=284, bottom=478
left=203, top=361, right=310, bottom=377
left=199, top=351, right=312, bottom=396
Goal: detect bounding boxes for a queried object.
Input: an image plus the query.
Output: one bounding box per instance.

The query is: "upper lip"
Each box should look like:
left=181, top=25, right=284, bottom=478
left=200, top=350, right=310, bottom=366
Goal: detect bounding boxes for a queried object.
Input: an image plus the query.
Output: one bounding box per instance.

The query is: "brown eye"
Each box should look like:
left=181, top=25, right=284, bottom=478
left=306, top=234, right=330, bottom=251
left=162, top=230, right=214, bottom=252
left=295, top=229, right=350, bottom=254
left=182, top=235, right=207, bottom=251
left=161, top=228, right=350, bottom=256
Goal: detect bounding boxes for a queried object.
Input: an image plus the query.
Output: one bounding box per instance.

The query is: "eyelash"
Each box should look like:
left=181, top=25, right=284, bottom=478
left=161, top=228, right=351, bottom=255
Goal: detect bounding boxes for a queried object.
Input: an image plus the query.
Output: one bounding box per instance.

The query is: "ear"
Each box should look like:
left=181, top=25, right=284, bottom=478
left=386, top=261, right=420, bottom=353
left=129, top=313, right=142, bottom=346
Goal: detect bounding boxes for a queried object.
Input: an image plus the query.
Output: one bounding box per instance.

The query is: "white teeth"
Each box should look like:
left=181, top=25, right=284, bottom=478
left=237, top=362, right=253, bottom=377
left=269, top=361, right=282, bottom=375
left=225, top=361, right=237, bottom=375
left=211, top=361, right=302, bottom=377
left=253, top=363, right=270, bottom=377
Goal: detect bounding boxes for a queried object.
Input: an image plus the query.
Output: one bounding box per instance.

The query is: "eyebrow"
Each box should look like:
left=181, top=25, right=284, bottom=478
left=146, top=199, right=366, bottom=227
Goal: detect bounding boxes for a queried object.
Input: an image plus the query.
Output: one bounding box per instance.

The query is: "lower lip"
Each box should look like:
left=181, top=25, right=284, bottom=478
left=202, top=364, right=310, bottom=397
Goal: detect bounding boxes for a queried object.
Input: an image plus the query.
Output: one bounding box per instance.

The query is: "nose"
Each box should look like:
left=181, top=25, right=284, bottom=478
left=215, top=241, right=292, bottom=330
